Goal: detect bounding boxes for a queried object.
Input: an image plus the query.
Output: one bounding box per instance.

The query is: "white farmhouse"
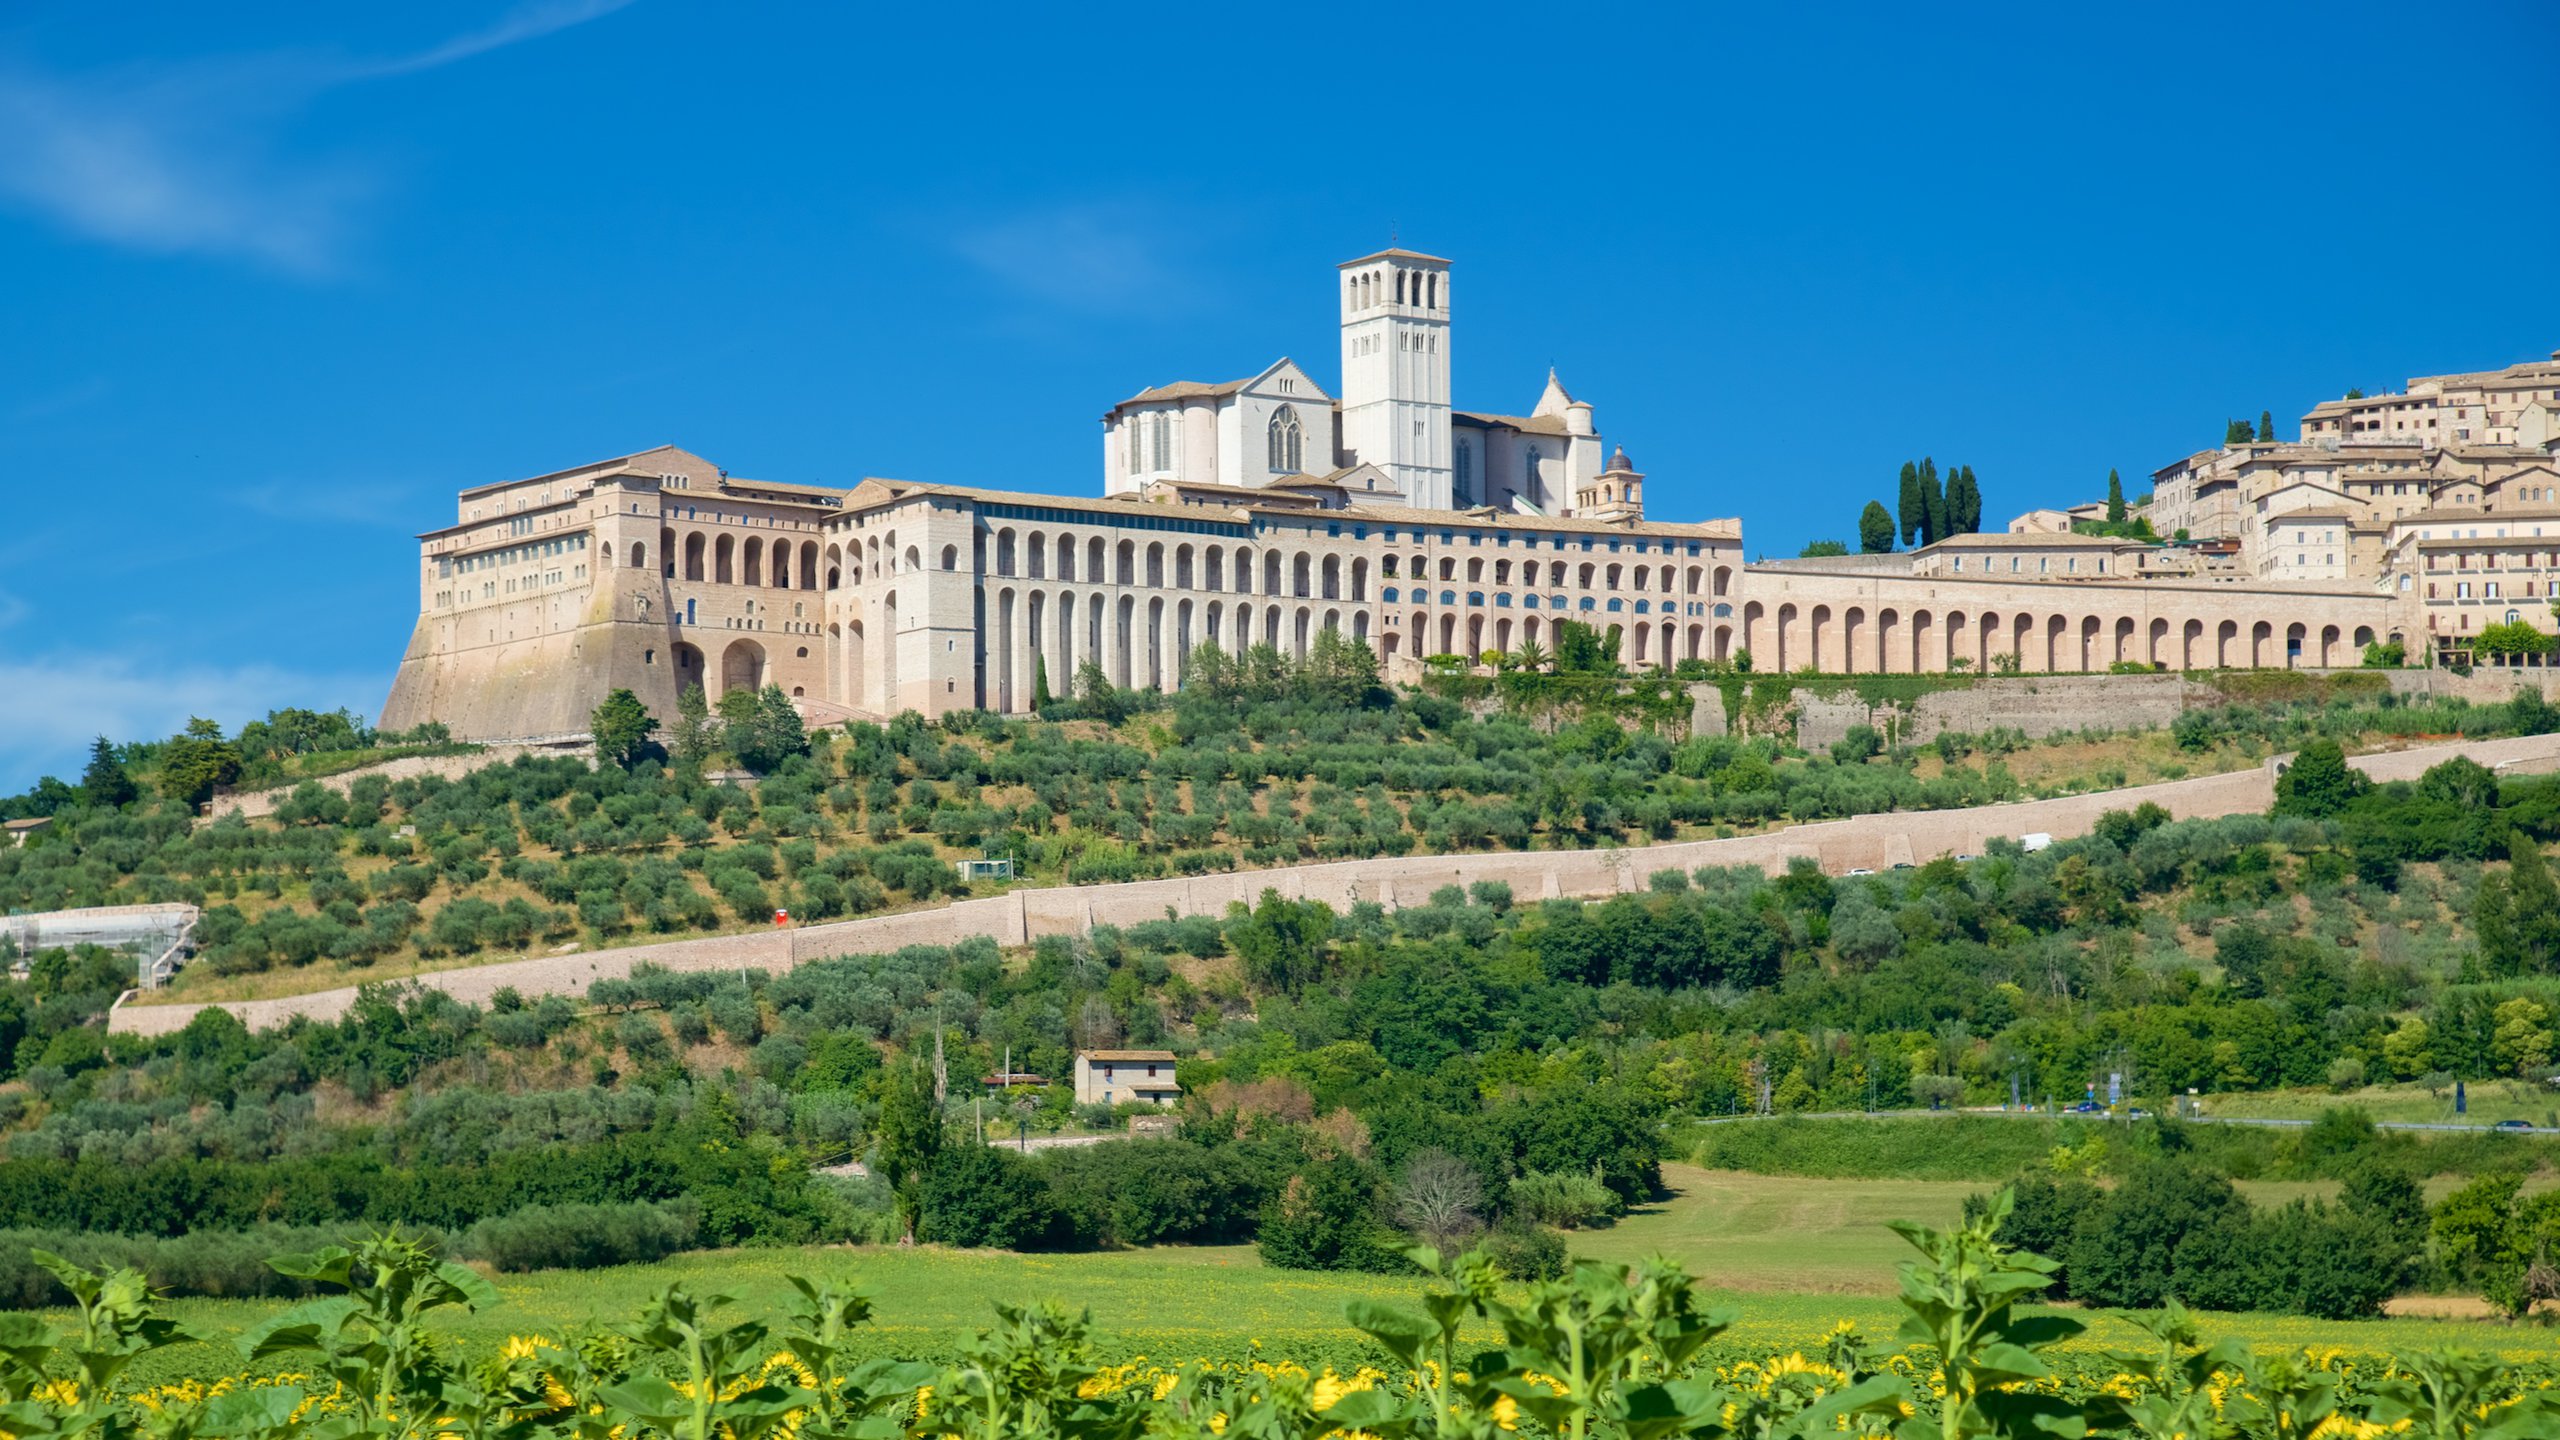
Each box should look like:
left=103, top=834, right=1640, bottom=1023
left=1073, top=1048, right=1181, bottom=1108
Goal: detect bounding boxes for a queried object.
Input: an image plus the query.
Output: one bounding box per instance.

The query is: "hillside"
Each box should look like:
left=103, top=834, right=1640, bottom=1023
left=6, top=661, right=2549, bottom=1009
left=9, top=738, right=2560, bottom=1334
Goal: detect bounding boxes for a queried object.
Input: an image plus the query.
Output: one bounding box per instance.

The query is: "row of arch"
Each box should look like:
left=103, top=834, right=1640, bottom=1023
left=988, top=529, right=1373, bottom=601
left=656, top=528, right=842, bottom=591
left=1732, top=603, right=2385, bottom=674
left=1381, top=612, right=1730, bottom=669
left=978, top=587, right=1365, bottom=713
left=1389, top=557, right=1733, bottom=594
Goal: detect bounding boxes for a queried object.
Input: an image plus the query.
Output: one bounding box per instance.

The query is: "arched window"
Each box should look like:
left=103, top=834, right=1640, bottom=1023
left=1267, top=405, right=1303, bottom=474
left=1454, top=440, right=1473, bottom=504
left=1150, top=412, right=1171, bottom=472
left=1524, top=445, right=1541, bottom=493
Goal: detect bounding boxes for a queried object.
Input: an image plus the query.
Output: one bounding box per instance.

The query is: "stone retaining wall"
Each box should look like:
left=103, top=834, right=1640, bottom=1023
left=201, top=744, right=586, bottom=824
left=107, top=731, right=2560, bottom=1039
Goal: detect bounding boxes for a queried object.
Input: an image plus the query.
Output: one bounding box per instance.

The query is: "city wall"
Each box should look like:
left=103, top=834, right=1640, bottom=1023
left=107, top=731, right=2560, bottom=1039
left=200, top=743, right=586, bottom=825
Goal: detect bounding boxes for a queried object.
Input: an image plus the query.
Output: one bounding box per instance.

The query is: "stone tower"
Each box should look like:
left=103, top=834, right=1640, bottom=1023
left=1337, top=248, right=1452, bottom=508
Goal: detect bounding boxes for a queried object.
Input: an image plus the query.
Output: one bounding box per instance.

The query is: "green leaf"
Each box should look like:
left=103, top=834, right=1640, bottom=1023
left=1617, top=1381, right=1717, bottom=1440
left=596, top=1376, right=693, bottom=1427
left=237, top=1298, right=354, bottom=1360
left=1341, top=1300, right=1433, bottom=1367
left=200, top=1387, right=307, bottom=1435
left=1967, top=1341, right=2056, bottom=1384
left=432, top=1259, right=502, bottom=1312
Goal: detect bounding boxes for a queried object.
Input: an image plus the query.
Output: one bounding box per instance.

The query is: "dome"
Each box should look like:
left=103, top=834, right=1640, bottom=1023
left=1606, top=446, right=1637, bottom=473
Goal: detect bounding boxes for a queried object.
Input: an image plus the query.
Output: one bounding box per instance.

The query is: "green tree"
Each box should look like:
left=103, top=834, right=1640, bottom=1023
left=1857, top=500, right=1896, bottom=553
left=157, top=718, right=244, bottom=808
left=1031, top=656, right=1053, bottom=711
left=669, top=683, right=718, bottom=768
left=2273, top=739, right=2366, bottom=818
left=2501, top=833, right=2560, bottom=976
left=2105, top=469, right=2126, bottom=524
left=590, top=689, right=658, bottom=769
left=2472, top=620, right=2553, bottom=662
left=1303, top=629, right=1381, bottom=705
left=873, top=1061, right=945, bottom=1241
left=1228, top=888, right=1334, bottom=993
left=1798, top=539, right=1848, bottom=558
left=2432, top=1172, right=2560, bottom=1319
left=1945, top=463, right=1983, bottom=535
left=78, top=736, right=136, bottom=809
left=1897, top=460, right=1924, bottom=547
left=2225, top=418, right=2255, bottom=446
left=1920, top=456, right=1946, bottom=545
left=2258, top=409, right=2275, bottom=443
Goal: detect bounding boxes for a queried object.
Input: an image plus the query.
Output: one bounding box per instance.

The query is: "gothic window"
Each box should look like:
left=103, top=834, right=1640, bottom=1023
left=1524, top=445, right=1542, bottom=494
left=1454, top=441, right=1474, bottom=505
left=1126, top=416, right=1141, bottom=475
left=1267, top=405, right=1303, bottom=474
left=1150, top=412, right=1171, bottom=472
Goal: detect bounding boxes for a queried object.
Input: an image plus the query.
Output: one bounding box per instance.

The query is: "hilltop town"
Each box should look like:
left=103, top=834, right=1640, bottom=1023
left=382, top=249, right=2560, bottom=745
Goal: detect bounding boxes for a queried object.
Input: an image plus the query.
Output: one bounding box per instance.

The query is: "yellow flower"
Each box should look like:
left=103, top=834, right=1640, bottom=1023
left=1491, top=1394, right=1520, bottom=1431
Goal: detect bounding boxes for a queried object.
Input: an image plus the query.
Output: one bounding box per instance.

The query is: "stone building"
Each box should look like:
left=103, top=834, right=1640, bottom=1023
left=383, top=250, right=2417, bottom=738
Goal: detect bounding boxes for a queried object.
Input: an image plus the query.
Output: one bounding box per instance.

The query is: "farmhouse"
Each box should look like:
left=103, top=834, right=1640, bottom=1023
left=1074, top=1049, right=1180, bottom=1108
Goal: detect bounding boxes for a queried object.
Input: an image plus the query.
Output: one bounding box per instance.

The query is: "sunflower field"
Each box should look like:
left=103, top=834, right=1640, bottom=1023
left=6, top=1190, right=2559, bottom=1440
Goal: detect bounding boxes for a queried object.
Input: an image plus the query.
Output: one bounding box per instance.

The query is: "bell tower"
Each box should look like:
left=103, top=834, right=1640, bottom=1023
left=1337, top=248, right=1452, bottom=509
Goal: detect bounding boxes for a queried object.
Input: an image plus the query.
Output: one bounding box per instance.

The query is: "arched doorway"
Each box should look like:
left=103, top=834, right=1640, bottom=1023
left=720, top=638, right=767, bottom=695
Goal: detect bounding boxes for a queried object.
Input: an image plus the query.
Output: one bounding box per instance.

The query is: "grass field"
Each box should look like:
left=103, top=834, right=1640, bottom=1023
left=2199, top=1079, right=2560, bottom=1129
left=94, top=1165, right=2559, bottom=1392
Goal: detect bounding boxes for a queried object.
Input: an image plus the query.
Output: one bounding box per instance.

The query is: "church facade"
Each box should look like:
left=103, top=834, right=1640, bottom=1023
left=381, top=250, right=2404, bottom=740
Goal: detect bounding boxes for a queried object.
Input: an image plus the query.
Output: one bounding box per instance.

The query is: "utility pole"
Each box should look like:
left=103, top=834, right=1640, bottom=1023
left=932, top=1010, right=948, bottom=1105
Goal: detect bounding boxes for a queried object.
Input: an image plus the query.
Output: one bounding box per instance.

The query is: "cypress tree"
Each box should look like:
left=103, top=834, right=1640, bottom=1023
left=1858, top=500, right=1896, bottom=553
left=79, top=737, right=136, bottom=809
left=2258, top=409, right=2275, bottom=443
left=1920, top=458, right=1946, bottom=545
left=2106, top=469, right=2126, bottom=524
left=1956, top=464, right=1982, bottom=532
left=2505, top=833, right=2560, bottom=975
left=1897, top=461, right=1923, bottom=548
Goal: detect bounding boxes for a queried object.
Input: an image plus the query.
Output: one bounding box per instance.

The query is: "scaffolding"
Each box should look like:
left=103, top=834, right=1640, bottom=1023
left=1, top=904, right=199, bottom=988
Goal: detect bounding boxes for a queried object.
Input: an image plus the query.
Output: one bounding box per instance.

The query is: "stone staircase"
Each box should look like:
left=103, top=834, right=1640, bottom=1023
left=790, top=695, right=869, bottom=729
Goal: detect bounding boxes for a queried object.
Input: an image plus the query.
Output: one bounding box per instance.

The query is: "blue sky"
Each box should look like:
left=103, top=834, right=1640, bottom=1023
left=3, top=1, right=2556, bottom=790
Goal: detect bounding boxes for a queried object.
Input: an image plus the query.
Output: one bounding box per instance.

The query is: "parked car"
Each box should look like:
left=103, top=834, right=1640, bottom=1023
left=2494, top=1118, right=2535, bottom=1132
left=2065, top=1100, right=2103, bottom=1114
left=1845, top=867, right=1876, bottom=876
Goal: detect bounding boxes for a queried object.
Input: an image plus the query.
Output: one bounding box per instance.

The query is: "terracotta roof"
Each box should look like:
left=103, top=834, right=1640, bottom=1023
left=1923, top=532, right=2142, bottom=550
left=1119, top=378, right=1251, bottom=406
left=1454, top=409, right=1571, bottom=437
left=457, top=444, right=702, bottom=499
left=1081, top=1049, right=1178, bottom=1062
left=1338, top=247, right=1451, bottom=266
left=2266, top=508, right=2354, bottom=521
left=718, top=477, right=847, bottom=502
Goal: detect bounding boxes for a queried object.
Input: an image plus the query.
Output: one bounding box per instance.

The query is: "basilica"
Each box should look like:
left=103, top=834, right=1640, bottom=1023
left=382, top=251, right=2400, bottom=741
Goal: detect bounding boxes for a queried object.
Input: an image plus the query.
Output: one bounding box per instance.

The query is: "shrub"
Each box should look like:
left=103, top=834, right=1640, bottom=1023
left=458, top=1199, right=699, bottom=1273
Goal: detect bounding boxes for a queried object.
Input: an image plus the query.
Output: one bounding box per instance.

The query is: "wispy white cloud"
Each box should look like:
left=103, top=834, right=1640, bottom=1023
left=359, top=0, right=635, bottom=78
left=948, top=201, right=1217, bottom=316
left=0, top=653, right=388, bottom=788
left=0, top=0, right=635, bottom=274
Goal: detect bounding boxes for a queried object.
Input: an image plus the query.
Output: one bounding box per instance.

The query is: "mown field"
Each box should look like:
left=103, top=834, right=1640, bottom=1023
left=2200, top=1078, right=2560, bottom=1128
left=92, top=1164, right=2556, bottom=1394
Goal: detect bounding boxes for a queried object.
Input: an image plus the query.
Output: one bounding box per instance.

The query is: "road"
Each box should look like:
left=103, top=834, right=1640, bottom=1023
left=1691, top=1106, right=2552, bottom=1137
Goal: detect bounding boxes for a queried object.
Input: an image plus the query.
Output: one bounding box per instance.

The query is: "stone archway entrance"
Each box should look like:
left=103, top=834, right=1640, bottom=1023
left=720, top=638, right=767, bottom=695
